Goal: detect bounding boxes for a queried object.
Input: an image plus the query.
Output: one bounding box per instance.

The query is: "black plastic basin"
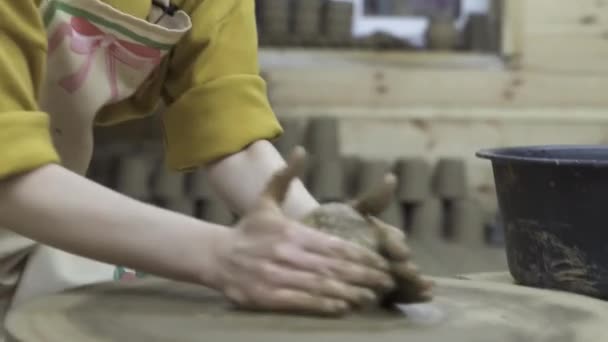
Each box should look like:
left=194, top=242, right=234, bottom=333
left=476, top=145, right=608, bottom=299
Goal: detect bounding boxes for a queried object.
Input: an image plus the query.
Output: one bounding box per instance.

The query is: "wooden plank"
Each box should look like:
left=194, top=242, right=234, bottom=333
left=265, top=65, right=608, bottom=107
left=521, top=0, right=608, bottom=73
left=266, top=67, right=508, bottom=107
left=523, top=34, right=608, bottom=74
left=524, top=0, right=607, bottom=31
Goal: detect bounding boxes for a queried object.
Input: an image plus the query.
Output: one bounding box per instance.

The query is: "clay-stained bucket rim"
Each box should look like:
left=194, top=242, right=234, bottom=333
left=476, top=144, right=608, bottom=167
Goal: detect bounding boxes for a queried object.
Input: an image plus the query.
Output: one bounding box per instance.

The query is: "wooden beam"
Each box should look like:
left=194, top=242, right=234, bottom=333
left=265, top=65, right=608, bottom=107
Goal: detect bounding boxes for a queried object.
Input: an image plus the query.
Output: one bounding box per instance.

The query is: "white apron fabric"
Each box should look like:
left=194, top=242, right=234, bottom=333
left=5, top=0, right=192, bottom=309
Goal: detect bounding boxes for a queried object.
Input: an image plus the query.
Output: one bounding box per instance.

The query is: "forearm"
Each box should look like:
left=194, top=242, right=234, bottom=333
left=0, top=164, right=226, bottom=287
left=206, top=140, right=319, bottom=220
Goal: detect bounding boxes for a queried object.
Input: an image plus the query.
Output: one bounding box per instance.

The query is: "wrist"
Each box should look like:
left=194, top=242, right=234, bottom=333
left=186, top=222, right=233, bottom=290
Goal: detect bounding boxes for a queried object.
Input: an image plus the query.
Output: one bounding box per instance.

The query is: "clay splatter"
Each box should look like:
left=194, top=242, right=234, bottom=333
left=506, top=219, right=606, bottom=297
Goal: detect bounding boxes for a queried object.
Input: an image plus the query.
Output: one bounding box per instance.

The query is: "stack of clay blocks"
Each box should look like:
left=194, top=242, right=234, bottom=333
left=256, top=0, right=355, bottom=47
left=257, top=0, right=292, bottom=43
left=396, top=157, right=490, bottom=249
left=89, top=120, right=496, bottom=249
left=324, top=0, right=354, bottom=43
left=87, top=144, right=235, bottom=226
left=432, top=158, right=487, bottom=247
left=293, top=0, right=325, bottom=41
left=272, top=117, right=507, bottom=276
left=272, top=117, right=496, bottom=248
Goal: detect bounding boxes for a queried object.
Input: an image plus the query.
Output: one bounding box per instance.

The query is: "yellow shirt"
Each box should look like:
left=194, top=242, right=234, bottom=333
left=0, top=0, right=282, bottom=178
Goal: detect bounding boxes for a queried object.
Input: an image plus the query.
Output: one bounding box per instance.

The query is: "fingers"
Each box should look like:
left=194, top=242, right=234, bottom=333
left=256, top=146, right=307, bottom=212
left=393, top=262, right=432, bottom=290
left=326, top=258, right=395, bottom=291
left=387, top=261, right=435, bottom=304
left=366, top=217, right=434, bottom=304
left=288, top=221, right=390, bottom=271
left=272, top=242, right=394, bottom=293
left=369, top=217, right=410, bottom=260
left=351, top=173, right=397, bottom=216
left=257, top=261, right=378, bottom=307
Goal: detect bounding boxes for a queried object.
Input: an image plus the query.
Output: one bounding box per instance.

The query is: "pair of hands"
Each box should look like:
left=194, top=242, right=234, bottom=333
left=206, top=148, right=415, bottom=316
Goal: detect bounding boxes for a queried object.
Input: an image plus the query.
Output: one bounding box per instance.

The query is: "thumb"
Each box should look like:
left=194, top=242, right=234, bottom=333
left=350, top=173, right=397, bottom=216
left=255, top=146, right=308, bottom=212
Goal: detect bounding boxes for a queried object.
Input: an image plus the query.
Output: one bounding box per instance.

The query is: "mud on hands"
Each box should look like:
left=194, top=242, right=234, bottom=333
left=215, top=146, right=433, bottom=317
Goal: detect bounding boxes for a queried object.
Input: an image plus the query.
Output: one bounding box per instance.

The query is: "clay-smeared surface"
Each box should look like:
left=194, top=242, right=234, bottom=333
left=7, top=277, right=608, bottom=342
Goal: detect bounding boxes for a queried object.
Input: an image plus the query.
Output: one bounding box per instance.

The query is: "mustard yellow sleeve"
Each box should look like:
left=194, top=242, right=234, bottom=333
left=161, top=0, right=282, bottom=170
left=0, top=1, right=60, bottom=180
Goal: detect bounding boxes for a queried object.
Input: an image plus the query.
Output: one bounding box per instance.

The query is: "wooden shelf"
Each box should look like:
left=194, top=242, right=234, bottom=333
left=259, top=47, right=506, bottom=71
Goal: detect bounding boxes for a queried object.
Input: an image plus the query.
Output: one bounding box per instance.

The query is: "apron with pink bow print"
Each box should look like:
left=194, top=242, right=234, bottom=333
left=8, top=0, right=191, bottom=308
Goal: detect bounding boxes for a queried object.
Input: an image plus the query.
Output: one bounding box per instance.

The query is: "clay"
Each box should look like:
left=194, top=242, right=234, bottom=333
left=7, top=277, right=608, bottom=342
left=201, top=201, right=235, bottom=226
left=308, top=160, right=346, bottom=203
left=274, top=118, right=305, bottom=158
left=164, top=198, right=196, bottom=217
left=425, top=14, right=459, bottom=50
left=305, top=117, right=341, bottom=159
left=325, top=0, right=353, bottom=33
left=364, top=32, right=415, bottom=50
left=259, top=0, right=292, bottom=38
left=341, top=156, right=362, bottom=198
left=326, top=24, right=352, bottom=41
left=294, top=20, right=321, bottom=38
left=296, top=163, right=431, bottom=306
left=185, top=170, right=235, bottom=224
left=293, top=0, right=323, bottom=37
left=293, top=0, right=323, bottom=11
left=409, top=199, right=443, bottom=243
left=114, top=156, right=155, bottom=200
left=432, top=158, right=467, bottom=200
left=357, top=160, right=393, bottom=193
left=395, top=158, right=432, bottom=203
left=260, top=32, right=291, bottom=46
left=463, top=14, right=494, bottom=52
left=151, top=169, right=185, bottom=200
left=446, top=199, right=486, bottom=247
left=463, top=0, right=502, bottom=53
left=86, top=154, right=114, bottom=187
left=186, top=169, right=213, bottom=201
left=378, top=200, right=405, bottom=231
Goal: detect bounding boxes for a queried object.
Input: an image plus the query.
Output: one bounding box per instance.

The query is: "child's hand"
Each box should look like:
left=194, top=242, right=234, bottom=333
left=207, top=148, right=395, bottom=316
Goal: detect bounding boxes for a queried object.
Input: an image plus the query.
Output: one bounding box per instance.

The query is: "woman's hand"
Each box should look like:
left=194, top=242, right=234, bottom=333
left=205, top=148, right=395, bottom=316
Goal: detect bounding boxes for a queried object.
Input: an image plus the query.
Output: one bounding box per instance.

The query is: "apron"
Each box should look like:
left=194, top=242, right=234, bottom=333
left=6, top=0, right=192, bottom=309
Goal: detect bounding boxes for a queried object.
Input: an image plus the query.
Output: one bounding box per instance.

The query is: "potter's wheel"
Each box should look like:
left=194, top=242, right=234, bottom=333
left=6, top=277, right=608, bottom=342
